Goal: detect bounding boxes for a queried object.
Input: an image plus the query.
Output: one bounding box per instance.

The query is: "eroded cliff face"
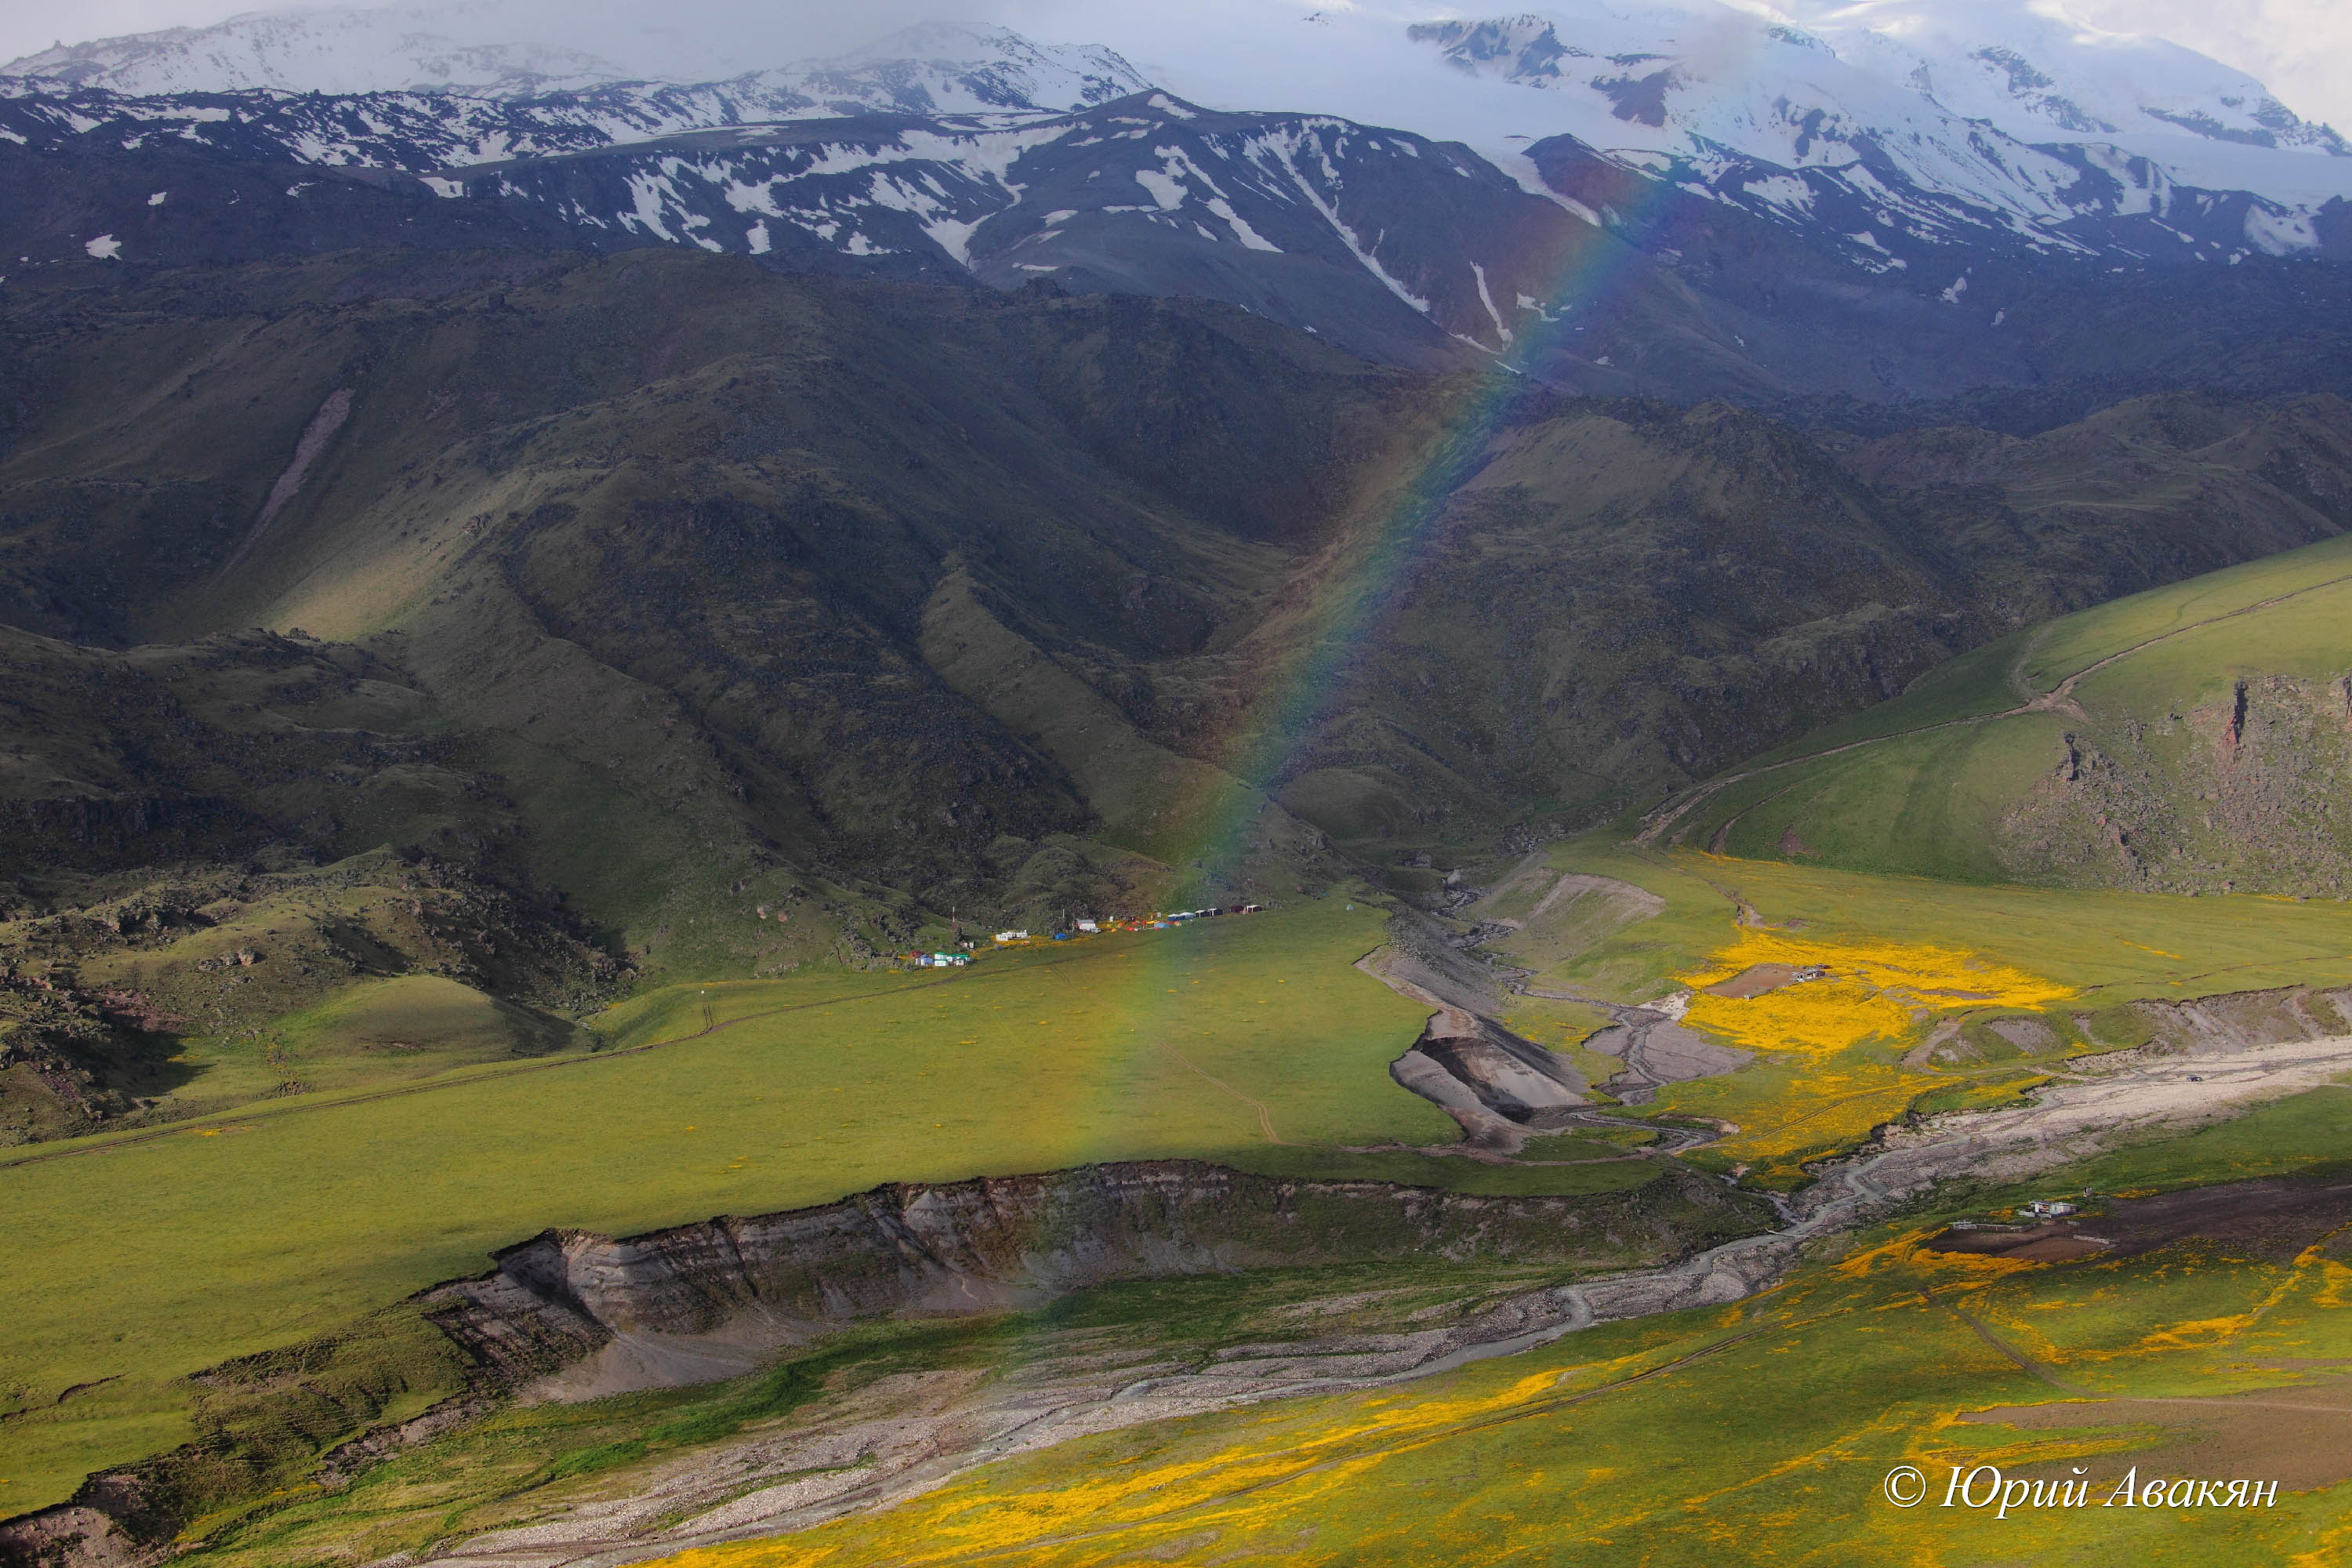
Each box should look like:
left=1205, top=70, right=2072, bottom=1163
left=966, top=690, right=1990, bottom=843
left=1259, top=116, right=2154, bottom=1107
left=426, top=1160, right=1764, bottom=1393
left=2000, top=674, right=2352, bottom=896
left=2120, top=985, right=2352, bottom=1053
left=0, top=1159, right=1768, bottom=1568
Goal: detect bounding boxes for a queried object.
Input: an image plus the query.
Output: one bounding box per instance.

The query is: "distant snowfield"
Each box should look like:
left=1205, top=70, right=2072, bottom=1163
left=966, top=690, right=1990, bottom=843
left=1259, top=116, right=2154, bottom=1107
left=0, top=10, right=1145, bottom=111
left=1036, top=0, right=2352, bottom=209
left=5, top=0, right=2350, bottom=234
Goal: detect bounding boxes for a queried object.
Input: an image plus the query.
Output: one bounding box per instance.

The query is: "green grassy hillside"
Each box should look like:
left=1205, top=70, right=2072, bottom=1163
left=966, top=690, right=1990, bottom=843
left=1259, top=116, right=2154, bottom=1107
left=5, top=254, right=2349, bottom=916
left=4, top=262, right=2348, bottom=1165
left=1656, top=529, right=2352, bottom=892
left=0, top=903, right=1462, bottom=1513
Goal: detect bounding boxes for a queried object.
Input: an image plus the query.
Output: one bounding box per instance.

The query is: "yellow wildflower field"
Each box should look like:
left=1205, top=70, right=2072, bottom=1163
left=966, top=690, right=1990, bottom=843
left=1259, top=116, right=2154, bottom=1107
left=1679, top=927, right=2074, bottom=1058
left=622, top=1105, right=2352, bottom=1568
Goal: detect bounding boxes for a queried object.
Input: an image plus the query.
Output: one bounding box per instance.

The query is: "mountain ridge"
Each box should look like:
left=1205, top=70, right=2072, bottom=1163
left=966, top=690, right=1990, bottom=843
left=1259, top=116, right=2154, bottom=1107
left=0, top=15, right=1149, bottom=110
left=5, top=248, right=2348, bottom=898
left=7, top=7, right=2350, bottom=269
left=9, top=85, right=2352, bottom=414
left=5, top=13, right=2351, bottom=419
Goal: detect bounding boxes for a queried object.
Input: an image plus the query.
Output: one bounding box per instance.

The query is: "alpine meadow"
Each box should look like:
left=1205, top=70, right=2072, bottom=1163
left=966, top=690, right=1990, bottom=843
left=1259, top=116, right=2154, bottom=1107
left=5, top=3, right=2352, bottom=1566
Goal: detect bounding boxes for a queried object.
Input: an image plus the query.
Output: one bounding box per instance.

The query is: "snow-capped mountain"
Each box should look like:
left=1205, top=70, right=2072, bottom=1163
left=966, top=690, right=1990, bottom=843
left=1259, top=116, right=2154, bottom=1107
left=7, top=2, right=2349, bottom=261
left=1383, top=9, right=2346, bottom=266
left=1769, top=0, right=2346, bottom=160
left=0, top=11, right=1148, bottom=113
left=16, top=71, right=2344, bottom=409
left=6, top=16, right=2335, bottom=278
left=0, top=82, right=1572, bottom=364
left=3, top=7, right=2350, bottom=408
left=1398, top=5, right=2351, bottom=216
left=797, top=23, right=1149, bottom=118
left=0, top=6, right=633, bottom=96
left=1406, top=3, right=2348, bottom=171
left=0, top=25, right=1149, bottom=175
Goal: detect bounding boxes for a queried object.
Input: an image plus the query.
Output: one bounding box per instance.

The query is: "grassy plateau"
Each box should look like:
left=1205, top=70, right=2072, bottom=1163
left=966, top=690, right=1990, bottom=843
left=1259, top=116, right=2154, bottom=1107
left=0, top=902, right=1463, bottom=1513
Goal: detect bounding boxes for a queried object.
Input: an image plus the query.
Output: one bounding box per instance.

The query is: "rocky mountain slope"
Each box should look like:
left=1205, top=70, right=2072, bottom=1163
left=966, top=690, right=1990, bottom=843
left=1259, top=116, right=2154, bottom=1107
left=12, top=4, right=2349, bottom=256
left=7, top=89, right=2352, bottom=409
left=0, top=252, right=1393, bottom=993
left=0, top=622, right=632, bottom=1140
left=1649, top=521, right=2352, bottom=895
left=5, top=20, right=2352, bottom=408
left=5, top=249, right=2348, bottom=925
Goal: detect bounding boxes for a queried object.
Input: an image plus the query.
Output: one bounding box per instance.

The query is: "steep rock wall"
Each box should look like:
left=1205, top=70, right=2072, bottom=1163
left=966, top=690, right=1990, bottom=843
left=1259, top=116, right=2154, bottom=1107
left=424, top=1159, right=1751, bottom=1388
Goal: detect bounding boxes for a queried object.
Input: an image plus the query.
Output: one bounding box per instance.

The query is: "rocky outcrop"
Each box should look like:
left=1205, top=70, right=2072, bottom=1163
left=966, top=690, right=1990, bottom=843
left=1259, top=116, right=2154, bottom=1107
left=2, top=1159, right=1766, bottom=1568
left=0, top=795, right=270, bottom=878
left=2124, top=984, right=2352, bottom=1053
left=425, top=1160, right=1749, bottom=1392
left=1357, top=916, right=1588, bottom=1145
left=0, top=1510, right=143, bottom=1568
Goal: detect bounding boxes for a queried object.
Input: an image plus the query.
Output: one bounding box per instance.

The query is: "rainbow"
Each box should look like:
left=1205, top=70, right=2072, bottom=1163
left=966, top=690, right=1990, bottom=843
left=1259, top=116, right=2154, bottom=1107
left=1147, top=167, right=1686, bottom=894
left=1074, top=149, right=1700, bottom=1161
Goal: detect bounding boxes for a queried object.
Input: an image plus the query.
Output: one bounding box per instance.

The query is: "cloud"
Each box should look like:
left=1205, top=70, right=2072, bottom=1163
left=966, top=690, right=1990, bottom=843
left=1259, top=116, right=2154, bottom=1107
left=0, top=0, right=978, bottom=76
left=2059, top=0, right=2352, bottom=127
left=2, top=0, right=2342, bottom=136
left=0, top=0, right=203, bottom=62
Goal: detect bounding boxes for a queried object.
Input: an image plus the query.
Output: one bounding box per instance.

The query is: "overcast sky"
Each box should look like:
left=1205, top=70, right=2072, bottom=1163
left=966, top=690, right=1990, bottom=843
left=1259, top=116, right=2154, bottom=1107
left=4, top=0, right=2349, bottom=129
left=2063, top=0, right=2352, bottom=129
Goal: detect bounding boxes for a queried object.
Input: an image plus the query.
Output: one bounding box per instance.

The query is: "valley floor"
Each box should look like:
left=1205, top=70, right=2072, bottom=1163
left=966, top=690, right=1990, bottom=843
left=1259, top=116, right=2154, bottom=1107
left=13, top=797, right=2352, bottom=1564
left=171, top=1034, right=2352, bottom=1568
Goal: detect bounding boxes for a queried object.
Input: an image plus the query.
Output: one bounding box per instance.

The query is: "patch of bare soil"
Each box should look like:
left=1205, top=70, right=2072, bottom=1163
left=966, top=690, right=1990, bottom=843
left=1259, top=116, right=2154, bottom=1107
left=1704, top=963, right=1817, bottom=999
left=1356, top=944, right=1585, bottom=1150
left=1927, top=1224, right=2110, bottom=1262
left=1928, top=1177, right=2352, bottom=1265
left=2088, top=1176, right=2352, bottom=1260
